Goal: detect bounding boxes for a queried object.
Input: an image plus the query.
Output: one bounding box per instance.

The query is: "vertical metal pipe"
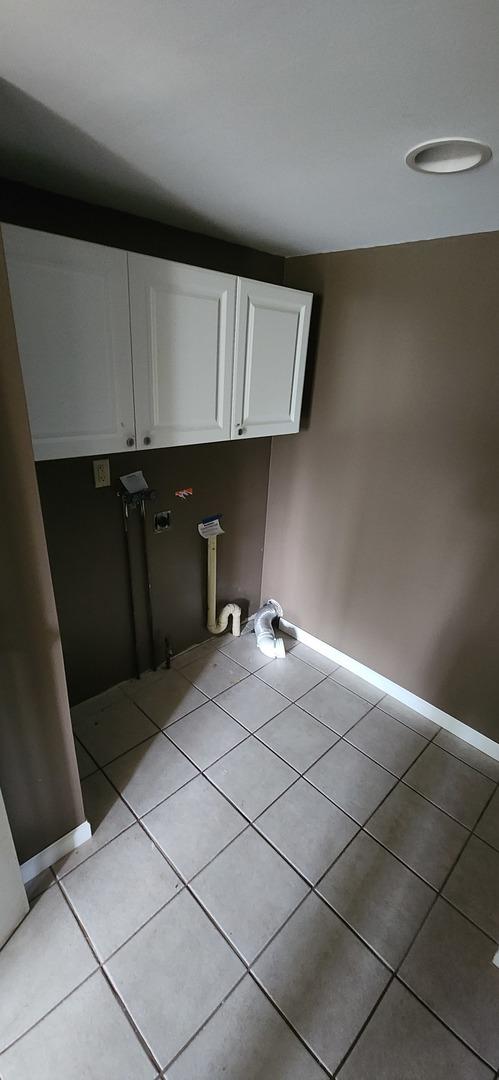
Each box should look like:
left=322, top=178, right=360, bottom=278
left=121, top=496, right=141, bottom=679
left=140, top=497, right=156, bottom=670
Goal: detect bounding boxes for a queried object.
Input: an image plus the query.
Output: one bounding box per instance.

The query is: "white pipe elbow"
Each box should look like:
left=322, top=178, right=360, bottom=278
left=208, top=602, right=241, bottom=637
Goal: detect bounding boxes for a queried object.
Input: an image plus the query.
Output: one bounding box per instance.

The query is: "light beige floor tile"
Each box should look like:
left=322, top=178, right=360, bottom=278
left=206, top=737, right=297, bottom=820
left=130, top=668, right=208, bottom=728
left=378, top=695, right=439, bottom=739
left=104, top=733, right=197, bottom=817
left=55, top=772, right=135, bottom=877
left=287, top=642, right=338, bottom=675
left=191, top=828, right=308, bottom=963
left=71, top=685, right=127, bottom=723
left=256, top=778, right=358, bottom=884
left=0, top=971, right=156, bottom=1080
left=253, top=892, right=390, bottom=1074
left=167, top=701, right=247, bottom=769
left=444, top=835, right=499, bottom=941
left=171, top=639, right=220, bottom=669
left=74, top=738, right=98, bottom=779
left=256, top=653, right=325, bottom=700
left=105, top=889, right=244, bottom=1070
left=61, top=824, right=182, bottom=960
left=367, top=783, right=468, bottom=888
left=404, top=744, right=494, bottom=828
left=346, top=708, right=427, bottom=777
left=181, top=652, right=247, bottom=697
left=257, top=704, right=338, bottom=772
left=0, top=887, right=97, bottom=1052
left=218, top=633, right=275, bottom=672
left=143, top=774, right=246, bottom=880
left=215, top=676, right=288, bottom=731
left=167, top=975, right=326, bottom=1080
left=330, top=666, right=384, bottom=704
left=120, top=668, right=164, bottom=698
left=73, top=698, right=157, bottom=765
left=298, top=678, right=372, bottom=735
left=337, top=979, right=493, bottom=1080
left=318, top=831, right=434, bottom=968
left=400, top=899, right=499, bottom=1068
left=475, top=786, right=499, bottom=850
left=305, top=741, right=396, bottom=824
left=434, top=730, right=499, bottom=782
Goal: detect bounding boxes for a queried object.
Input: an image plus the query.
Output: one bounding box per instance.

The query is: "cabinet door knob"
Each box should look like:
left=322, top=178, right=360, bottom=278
left=143, top=435, right=152, bottom=446
left=126, top=436, right=135, bottom=447
left=237, top=426, right=246, bottom=436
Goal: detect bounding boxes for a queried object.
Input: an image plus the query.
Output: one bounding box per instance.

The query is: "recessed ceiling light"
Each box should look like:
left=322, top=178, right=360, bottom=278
left=406, top=138, right=492, bottom=174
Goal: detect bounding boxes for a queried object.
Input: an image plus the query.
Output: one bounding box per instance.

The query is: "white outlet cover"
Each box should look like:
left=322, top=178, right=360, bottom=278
left=93, top=458, right=110, bottom=488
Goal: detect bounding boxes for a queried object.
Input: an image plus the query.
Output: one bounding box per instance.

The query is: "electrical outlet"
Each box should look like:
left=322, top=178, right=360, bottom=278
left=93, top=458, right=110, bottom=488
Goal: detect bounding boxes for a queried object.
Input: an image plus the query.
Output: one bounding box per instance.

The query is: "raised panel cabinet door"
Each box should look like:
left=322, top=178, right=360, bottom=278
left=128, top=253, right=236, bottom=449
left=233, top=278, right=312, bottom=439
left=2, top=225, right=136, bottom=460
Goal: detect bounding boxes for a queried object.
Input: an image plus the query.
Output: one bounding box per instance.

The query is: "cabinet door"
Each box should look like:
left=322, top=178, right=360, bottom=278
left=128, top=254, right=235, bottom=449
left=233, top=278, right=312, bottom=439
left=2, top=225, right=135, bottom=460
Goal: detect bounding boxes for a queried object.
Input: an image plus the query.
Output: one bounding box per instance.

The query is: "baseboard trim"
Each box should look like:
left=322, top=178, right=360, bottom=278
left=281, top=619, right=499, bottom=764
left=20, top=820, right=92, bottom=885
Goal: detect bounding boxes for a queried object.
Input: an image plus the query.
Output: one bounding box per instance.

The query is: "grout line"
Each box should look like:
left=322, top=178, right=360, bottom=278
left=157, top=969, right=249, bottom=1076
left=252, top=664, right=328, bottom=702
left=419, top=736, right=499, bottom=783
left=249, top=969, right=335, bottom=1078
left=374, top=701, right=441, bottom=741
left=99, top=964, right=164, bottom=1075
left=214, top=690, right=293, bottom=734
left=398, top=773, right=495, bottom=831
left=0, top=967, right=98, bottom=1057
left=163, top=724, right=253, bottom=773
left=430, top=893, right=499, bottom=949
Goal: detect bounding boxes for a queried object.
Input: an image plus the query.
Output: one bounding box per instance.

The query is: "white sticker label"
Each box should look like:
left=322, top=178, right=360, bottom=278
left=198, top=517, right=224, bottom=538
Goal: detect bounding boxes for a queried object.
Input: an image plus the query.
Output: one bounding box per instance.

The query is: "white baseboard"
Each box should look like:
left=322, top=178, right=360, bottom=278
left=20, top=820, right=92, bottom=885
left=281, top=619, right=499, bottom=764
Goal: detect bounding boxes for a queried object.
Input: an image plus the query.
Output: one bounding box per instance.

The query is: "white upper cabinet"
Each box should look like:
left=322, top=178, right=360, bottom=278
left=128, top=253, right=236, bottom=449
left=3, top=225, right=313, bottom=459
left=2, top=225, right=136, bottom=460
left=232, top=278, right=312, bottom=439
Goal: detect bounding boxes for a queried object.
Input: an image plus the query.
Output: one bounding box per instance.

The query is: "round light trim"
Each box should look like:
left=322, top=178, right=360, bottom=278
left=406, top=138, right=492, bottom=174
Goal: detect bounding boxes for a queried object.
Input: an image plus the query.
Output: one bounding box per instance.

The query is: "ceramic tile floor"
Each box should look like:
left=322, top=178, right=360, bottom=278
left=2, top=628, right=499, bottom=1078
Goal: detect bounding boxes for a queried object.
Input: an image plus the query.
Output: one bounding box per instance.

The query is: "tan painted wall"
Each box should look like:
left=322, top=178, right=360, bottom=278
left=263, top=232, right=499, bottom=741
left=0, top=231, right=84, bottom=863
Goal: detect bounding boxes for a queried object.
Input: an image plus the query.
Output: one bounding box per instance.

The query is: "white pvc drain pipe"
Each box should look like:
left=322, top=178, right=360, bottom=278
left=206, top=534, right=241, bottom=637
left=254, top=598, right=285, bottom=658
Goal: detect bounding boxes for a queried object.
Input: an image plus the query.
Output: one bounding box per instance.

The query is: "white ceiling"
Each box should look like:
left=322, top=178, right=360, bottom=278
left=1, top=0, right=498, bottom=256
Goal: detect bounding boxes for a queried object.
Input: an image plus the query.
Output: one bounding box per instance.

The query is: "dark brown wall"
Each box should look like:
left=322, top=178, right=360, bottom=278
left=0, top=235, right=84, bottom=862
left=263, top=232, right=499, bottom=741
left=37, top=440, right=271, bottom=704
left=3, top=180, right=281, bottom=703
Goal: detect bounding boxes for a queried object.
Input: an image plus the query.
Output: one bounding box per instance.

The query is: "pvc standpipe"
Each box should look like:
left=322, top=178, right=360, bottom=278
left=254, top=599, right=285, bottom=658
left=207, top=534, right=241, bottom=636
